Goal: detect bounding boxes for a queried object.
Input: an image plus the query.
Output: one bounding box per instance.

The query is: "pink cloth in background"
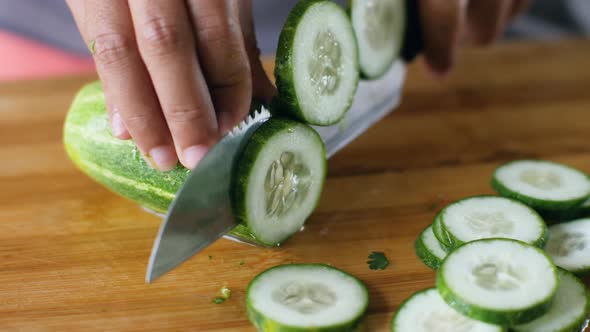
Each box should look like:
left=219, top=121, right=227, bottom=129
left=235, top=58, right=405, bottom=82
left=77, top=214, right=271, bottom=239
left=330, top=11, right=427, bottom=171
left=0, top=30, right=95, bottom=81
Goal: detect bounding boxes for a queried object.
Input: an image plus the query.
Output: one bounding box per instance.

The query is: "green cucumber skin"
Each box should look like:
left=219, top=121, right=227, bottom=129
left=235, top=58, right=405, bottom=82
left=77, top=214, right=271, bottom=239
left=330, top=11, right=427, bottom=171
left=439, top=196, right=548, bottom=251
left=491, top=161, right=590, bottom=212
left=274, top=0, right=359, bottom=126
left=509, top=269, right=590, bottom=332
left=63, top=81, right=256, bottom=243
left=231, top=118, right=327, bottom=247
left=432, top=212, right=453, bottom=252
left=246, top=264, right=368, bottom=332
left=414, top=227, right=443, bottom=270
left=247, top=306, right=366, bottom=332
left=436, top=238, right=559, bottom=326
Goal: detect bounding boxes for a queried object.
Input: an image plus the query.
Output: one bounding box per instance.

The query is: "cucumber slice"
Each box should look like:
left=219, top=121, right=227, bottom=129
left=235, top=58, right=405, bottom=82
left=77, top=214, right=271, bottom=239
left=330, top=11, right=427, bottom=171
left=437, top=238, right=559, bottom=326
left=512, top=269, right=590, bottom=332
left=546, top=218, right=590, bottom=275
left=349, top=0, right=405, bottom=79
left=432, top=213, right=453, bottom=252
left=415, top=225, right=448, bottom=270
left=232, top=119, right=326, bottom=246
left=391, top=288, right=505, bottom=332
left=275, top=0, right=360, bottom=126
left=492, top=160, right=590, bottom=212
left=439, top=196, right=547, bottom=250
left=246, top=264, right=368, bottom=331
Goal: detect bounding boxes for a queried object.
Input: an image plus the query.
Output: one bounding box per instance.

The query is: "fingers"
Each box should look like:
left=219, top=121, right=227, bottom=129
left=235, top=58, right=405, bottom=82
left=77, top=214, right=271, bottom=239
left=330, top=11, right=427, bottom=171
left=419, top=0, right=466, bottom=76
left=69, top=0, right=178, bottom=171
left=466, top=0, right=513, bottom=45
left=128, top=0, right=219, bottom=169
left=186, top=0, right=252, bottom=135
left=236, top=0, right=277, bottom=103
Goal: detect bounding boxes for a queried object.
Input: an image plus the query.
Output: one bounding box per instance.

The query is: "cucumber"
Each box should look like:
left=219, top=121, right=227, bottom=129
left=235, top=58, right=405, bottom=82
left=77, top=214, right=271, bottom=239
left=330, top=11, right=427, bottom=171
left=437, top=238, right=559, bottom=326
left=492, top=160, right=590, bottom=212
left=432, top=213, right=453, bottom=252
left=439, top=196, right=547, bottom=250
left=391, top=288, right=505, bottom=332
left=275, top=0, right=360, bottom=126
left=232, top=118, right=326, bottom=246
left=546, top=218, right=590, bottom=275
left=512, top=269, right=590, bottom=332
left=415, top=225, right=448, bottom=270
left=246, top=264, right=368, bottom=332
left=63, top=82, right=325, bottom=246
left=348, top=0, right=405, bottom=79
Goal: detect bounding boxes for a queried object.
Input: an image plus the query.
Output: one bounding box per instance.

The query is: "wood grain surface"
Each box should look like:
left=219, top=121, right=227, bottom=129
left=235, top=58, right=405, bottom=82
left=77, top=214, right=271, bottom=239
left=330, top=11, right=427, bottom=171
left=1, top=40, right=590, bottom=331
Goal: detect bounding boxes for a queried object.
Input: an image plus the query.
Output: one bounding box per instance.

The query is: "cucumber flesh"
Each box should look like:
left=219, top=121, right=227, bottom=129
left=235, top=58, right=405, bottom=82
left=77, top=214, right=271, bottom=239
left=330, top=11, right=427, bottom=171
left=512, top=269, right=590, bottom=332
left=440, top=196, right=547, bottom=250
left=232, top=119, right=326, bottom=246
left=415, top=225, right=448, bottom=270
left=247, top=264, right=368, bottom=331
left=275, top=0, right=359, bottom=126
left=437, top=238, right=559, bottom=326
left=546, top=218, right=590, bottom=274
left=391, top=288, right=504, bottom=332
left=349, top=0, right=405, bottom=79
left=492, top=160, right=590, bottom=211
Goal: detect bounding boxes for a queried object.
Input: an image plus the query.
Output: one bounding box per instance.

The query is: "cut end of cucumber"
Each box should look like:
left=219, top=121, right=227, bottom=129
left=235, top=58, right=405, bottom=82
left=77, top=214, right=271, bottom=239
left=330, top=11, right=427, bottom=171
left=415, top=225, right=447, bottom=270
left=440, top=196, right=547, bottom=249
left=232, top=119, right=326, bottom=246
left=350, top=0, right=405, bottom=79
left=275, top=0, right=359, bottom=126
left=391, top=288, right=503, bottom=332
left=546, top=218, right=590, bottom=274
left=512, top=269, right=590, bottom=332
left=438, top=238, right=558, bottom=325
left=247, top=264, right=368, bottom=330
left=493, top=160, right=590, bottom=211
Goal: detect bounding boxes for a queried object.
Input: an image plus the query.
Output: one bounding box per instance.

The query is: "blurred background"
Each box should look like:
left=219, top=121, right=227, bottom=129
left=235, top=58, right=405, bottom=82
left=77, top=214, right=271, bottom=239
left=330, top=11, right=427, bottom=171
left=1, top=0, right=589, bottom=81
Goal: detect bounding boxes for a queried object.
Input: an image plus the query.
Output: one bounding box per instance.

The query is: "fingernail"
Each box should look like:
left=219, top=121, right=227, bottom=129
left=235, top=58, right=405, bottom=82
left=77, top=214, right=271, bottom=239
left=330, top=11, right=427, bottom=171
left=183, top=145, right=209, bottom=169
left=111, top=112, right=128, bottom=138
left=145, top=146, right=178, bottom=172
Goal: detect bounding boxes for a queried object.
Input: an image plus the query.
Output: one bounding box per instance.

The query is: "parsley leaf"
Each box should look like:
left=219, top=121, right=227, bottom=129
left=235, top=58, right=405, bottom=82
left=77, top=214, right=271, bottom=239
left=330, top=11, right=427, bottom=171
left=213, top=297, right=225, bottom=304
left=367, top=251, right=389, bottom=270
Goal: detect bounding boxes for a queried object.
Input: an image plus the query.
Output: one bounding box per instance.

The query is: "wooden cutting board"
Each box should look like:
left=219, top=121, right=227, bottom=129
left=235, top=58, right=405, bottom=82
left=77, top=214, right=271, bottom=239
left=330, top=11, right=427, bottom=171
left=2, top=40, right=590, bottom=331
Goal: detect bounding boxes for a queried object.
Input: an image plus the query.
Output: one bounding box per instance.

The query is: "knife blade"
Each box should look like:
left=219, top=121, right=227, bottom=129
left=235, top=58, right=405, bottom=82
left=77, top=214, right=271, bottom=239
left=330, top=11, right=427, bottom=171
left=146, top=108, right=271, bottom=283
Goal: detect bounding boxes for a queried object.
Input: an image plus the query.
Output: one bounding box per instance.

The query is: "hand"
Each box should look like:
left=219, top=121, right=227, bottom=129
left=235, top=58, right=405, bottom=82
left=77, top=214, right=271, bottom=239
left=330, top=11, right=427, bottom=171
left=67, top=0, right=275, bottom=171
left=419, top=0, right=530, bottom=76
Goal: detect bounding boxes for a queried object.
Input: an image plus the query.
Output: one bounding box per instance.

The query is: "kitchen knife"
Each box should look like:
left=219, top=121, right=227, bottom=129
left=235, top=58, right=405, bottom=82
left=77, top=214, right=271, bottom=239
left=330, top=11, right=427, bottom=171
left=146, top=0, right=423, bottom=282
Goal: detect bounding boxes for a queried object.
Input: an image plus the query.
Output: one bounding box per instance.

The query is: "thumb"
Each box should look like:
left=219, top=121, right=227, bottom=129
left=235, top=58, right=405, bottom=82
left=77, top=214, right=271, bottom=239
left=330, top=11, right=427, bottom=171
left=236, top=0, right=277, bottom=103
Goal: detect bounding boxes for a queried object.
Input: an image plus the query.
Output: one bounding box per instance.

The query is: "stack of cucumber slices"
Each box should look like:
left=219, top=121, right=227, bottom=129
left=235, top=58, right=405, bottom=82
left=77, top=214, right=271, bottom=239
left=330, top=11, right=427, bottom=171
left=405, top=159, right=590, bottom=332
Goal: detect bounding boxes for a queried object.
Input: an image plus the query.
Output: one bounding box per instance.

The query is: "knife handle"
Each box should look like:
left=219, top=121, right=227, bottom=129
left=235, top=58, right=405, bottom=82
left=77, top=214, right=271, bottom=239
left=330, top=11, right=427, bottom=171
left=401, top=0, right=423, bottom=63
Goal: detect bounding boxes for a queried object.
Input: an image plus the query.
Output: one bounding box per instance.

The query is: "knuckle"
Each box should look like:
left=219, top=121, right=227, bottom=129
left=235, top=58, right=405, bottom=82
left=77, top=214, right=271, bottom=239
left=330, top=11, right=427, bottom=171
left=196, top=16, right=251, bottom=86
left=140, top=17, right=189, bottom=55
left=165, top=105, right=208, bottom=124
left=122, top=112, right=157, bottom=132
left=214, top=60, right=251, bottom=88
left=196, top=14, right=237, bottom=49
left=92, top=32, right=135, bottom=66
